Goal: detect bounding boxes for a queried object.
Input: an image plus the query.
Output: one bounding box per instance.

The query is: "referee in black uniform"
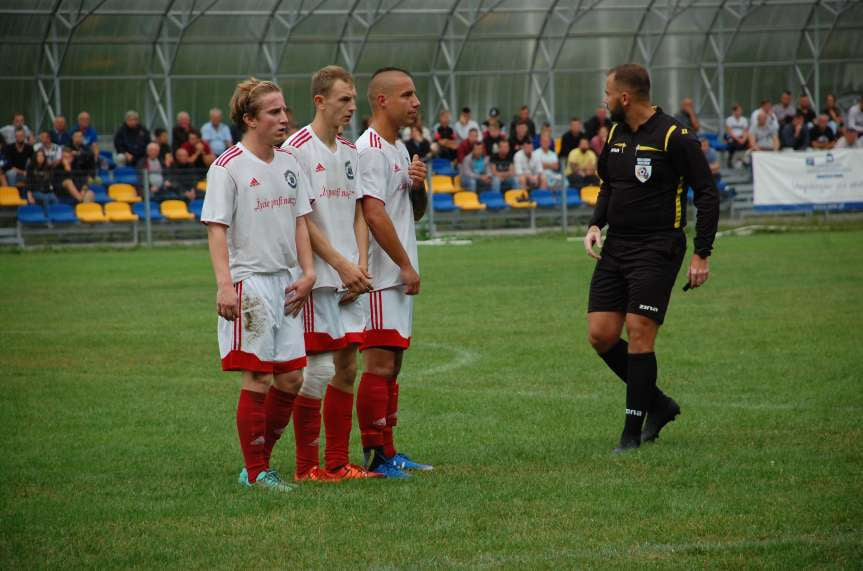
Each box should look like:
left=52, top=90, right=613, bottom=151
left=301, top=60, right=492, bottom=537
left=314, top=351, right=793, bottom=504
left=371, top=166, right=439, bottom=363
left=583, top=64, right=719, bottom=453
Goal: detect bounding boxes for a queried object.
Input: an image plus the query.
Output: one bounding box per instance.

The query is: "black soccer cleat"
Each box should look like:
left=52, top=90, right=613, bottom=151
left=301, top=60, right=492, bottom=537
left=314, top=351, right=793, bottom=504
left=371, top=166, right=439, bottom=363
left=641, top=395, right=681, bottom=443
left=613, top=433, right=641, bottom=454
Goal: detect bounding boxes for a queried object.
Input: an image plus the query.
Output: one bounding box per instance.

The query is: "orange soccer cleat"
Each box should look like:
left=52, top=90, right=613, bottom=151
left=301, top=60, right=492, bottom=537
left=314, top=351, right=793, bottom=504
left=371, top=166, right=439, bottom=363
left=326, top=463, right=384, bottom=480
left=294, top=466, right=339, bottom=482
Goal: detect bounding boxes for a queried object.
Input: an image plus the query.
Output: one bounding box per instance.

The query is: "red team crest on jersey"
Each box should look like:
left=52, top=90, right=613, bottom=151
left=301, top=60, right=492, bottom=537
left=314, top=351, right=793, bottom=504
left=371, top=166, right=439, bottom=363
left=249, top=177, right=260, bottom=187
left=393, top=164, right=401, bottom=172
left=315, top=163, right=326, bottom=172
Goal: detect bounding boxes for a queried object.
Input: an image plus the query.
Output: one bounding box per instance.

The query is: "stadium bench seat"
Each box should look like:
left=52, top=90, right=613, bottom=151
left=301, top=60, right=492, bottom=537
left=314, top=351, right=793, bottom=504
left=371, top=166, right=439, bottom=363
left=89, top=183, right=110, bottom=204
left=48, top=204, right=78, bottom=224
left=478, top=191, right=508, bottom=211
left=17, top=205, right=49, bottom=224
left=98, top=169, right=113, bottom=183
left=580, top=185, right=600, bottom=206
left=99, top=150, right=116, bottom=169
left=531, top=189, right=557, bottom=208
left=113, top=166, right=139, bottom=185
left=105, top=201, right=139, bottom=222
left=432, top=175, right=457, bottom=194
left=504, top=189, right=536, bottom=209
left=76, top=202, right=109, bottom=223
left=453, top=191, right=486, bottom=211
left=433, top=193, right=457, bottom=212
left=132, top=202, right=165, bottom=222
left=0, top=186, right=27, bottom=206
left=565, top=188, right=582, bottom=207
left=161, top=199, right=195, bottom=221
left=108, top=183, right=142, bottom=203
left=554, top=137, right=562, bottom=155
left=189, top=199, right=204, bottom=219
left=196, top=180, right=207, bottom=192
left=431, top=158, right=457, bottom=177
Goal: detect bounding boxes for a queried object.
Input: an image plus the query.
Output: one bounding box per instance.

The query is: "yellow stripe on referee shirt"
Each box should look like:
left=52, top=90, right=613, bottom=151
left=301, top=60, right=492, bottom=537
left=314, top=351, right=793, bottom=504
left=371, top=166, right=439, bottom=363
left=664, top=125, right=677, bottom=151
left=674, top=177, right=684, bottom=228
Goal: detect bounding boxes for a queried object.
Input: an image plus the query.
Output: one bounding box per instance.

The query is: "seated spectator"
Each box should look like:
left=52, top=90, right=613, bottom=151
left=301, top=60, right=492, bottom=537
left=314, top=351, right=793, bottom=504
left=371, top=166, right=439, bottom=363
left=558, top=117, right=584, bottom=161
left=532, top=122, right=552, bottom=148
left=75, top=111, right=99, bottom=148
left=70, top=131, right=97, bottom=179
left=847, top=96, right=863, bottom=134
left=584, top=107, right=611, bottom=140
left=748, top=111, right=779, bottom=152
left=170, top=147, right=203, bottom=201
left=590, top=125, right=608, bottom=156
left=797, top=94, right=816, bottom=125
left=774, top=91, right=796, bottom=125
left=138, top=142, right=182, bottom=201
left=780, top=111, right=810, bottom=150
left=490, top=139, right=518, bottom=192
left=50, top=115, right=72, bottom=147
left=565, top=137, right=599, bottom=188
left=460, top=142, right=495, bottom=193
left=482, top=107, right=502, bottom=132
left=3, top=128, right=33, bottom=187
left=114, top=110, right=151, bottom=166
left=724, top=103, right=749, bottom=167
left=453, top=107, right=480, bottom=141
left=456, top=127, right=480, bottom=164
left=154, top=128, right=174, bottom=167
left=33, top=130, right=62, bottom=168
left=700, top=137, right=720, bottom=177
left=53, top=147, right=94, bottom=204
left=510, top=105, right=536, bottom=139
left=822, top=93, right=844, bottom=133
left=509, top=121, right=531, bottom=153
left=1, top=112, right=34, bottom=146
left=405, top=126, right=432, bottom=161
left=535, top=134, right=563, bottom=190
left=513, top=140, right=546, bottom=191
left=201, top=107, right=233, bottom=157
left=750, top=99, right=779, bottom=133
left=180, top=130, right=215, bottom=169
left=26, top=149, right=58, bottom=216
left=809, top=114, right=836, bottom=150
left=835, top=128, right=862, bottom=149
left=433, top=109, right=459, bottom=161
left=482, top=120, right=505, bottom=156
left=400, top=112, right=431, bottom=143
left=674, top=97, right=700, bottom=133
left=172, top=111, right=192, bottom=152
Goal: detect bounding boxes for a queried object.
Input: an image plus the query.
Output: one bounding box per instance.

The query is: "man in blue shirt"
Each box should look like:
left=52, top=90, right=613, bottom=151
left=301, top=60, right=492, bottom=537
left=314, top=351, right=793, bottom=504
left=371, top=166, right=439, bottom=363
left=75, top=111, right=99, bottom=148
left=200, top=108, right=233, bottom=157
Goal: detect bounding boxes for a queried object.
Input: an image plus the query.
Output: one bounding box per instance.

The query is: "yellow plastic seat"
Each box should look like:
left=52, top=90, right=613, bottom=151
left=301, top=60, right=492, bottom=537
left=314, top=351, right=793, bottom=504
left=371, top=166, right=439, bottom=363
left=0, top=186, right=27, bottom=206
left=104, top=201, right=139, bottom=222
left=554, top=137, right=562, bottom=154
left=108, top=183, right=142, bottom=203
left=75, top=202, right=108, bottom=223
left=196, top=180, right=207, bottom=192
left=452, top=175, right=464, bottom=192
left=431, top=175, right=457, bottom=194
left=504, top=189, right=536, bottom=209
left=580, top=185, right=601, bottom=207
left=453, top=191, right=486, bottom=211
left=161, top=199, right=195, bottom=221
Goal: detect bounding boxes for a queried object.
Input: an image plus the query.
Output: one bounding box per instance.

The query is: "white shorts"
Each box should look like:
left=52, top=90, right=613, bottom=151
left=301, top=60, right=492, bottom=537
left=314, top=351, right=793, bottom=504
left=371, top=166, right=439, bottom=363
left=361, top=286, right=413, bottom=351
left=218, top=272, right=307, bottom=374
left=302, top=287, right=366, bottom=353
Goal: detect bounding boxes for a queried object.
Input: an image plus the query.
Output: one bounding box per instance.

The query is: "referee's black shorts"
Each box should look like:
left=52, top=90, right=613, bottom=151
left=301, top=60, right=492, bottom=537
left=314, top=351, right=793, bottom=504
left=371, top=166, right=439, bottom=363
left=587, top=231, right=687, bottom=324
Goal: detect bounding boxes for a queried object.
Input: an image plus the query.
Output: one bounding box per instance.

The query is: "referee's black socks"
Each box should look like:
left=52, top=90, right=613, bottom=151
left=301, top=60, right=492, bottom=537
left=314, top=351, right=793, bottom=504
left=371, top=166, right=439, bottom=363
left=622, top=352, right=657, bottom=440
left=601, top=340, right=667, bottom=409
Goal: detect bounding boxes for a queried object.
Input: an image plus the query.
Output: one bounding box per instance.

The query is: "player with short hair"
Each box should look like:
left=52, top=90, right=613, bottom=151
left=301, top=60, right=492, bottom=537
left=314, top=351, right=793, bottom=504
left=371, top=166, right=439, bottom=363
left=355, top=67, right=432, bottom=478
left=201, top=77, right=316, bottom=491
left=282, top=65, right=382, bottom=481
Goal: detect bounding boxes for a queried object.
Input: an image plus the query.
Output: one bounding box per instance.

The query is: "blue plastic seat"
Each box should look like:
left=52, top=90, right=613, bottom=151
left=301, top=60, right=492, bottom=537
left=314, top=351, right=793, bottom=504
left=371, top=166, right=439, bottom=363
left=132, top=202, right=165, bottom=222
left=48, top=204, right=78, bottom=224
left=532, top=189, right=557, bottom=208
left=92, top=192, right=111, bottom=204
left=98, top=169, right=113, bottom=183
left=89, top=183, right=106, bottom=194
left=189, top=199, right=204, bottom=219
left=478, top=191, right=508, bottom=211
left=99, top=150, right=116, bottom=169
left=17, top=205, right=49, bottom=224
left=113, top=166, right=140, bottom=185
left=431, top=158, right=457, bottom=177
left=433, top=193, right=457, bottom=212
left=565, top=188, right=582, bottom=207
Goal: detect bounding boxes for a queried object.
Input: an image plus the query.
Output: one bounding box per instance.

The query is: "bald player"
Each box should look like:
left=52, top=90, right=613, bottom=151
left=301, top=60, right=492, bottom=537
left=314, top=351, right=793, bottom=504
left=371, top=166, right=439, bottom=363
left=355, top=67, right=431, bottom=478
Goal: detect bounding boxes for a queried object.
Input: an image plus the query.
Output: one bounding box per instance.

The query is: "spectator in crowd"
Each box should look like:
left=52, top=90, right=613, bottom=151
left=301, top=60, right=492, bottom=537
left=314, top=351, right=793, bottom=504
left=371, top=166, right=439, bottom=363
left=835, top=127, right=862, bottom=149
left=584, top=107, right=611, bottom=140
left=482, top=120, right=505, bottom=156
left=138, top=142, right=179, bottom=201
left=154, top=128, right=174, bottom=167
left=3, top=128, right=33, bottom=186
left=724, top=103, right=749, bottom=167
left=513, top=140, right=546, bottom=191
left=49, top=115, right=72, bottom=147
left=53, top=147, right=94, bottom=204
left=114, top=110, right=151, bottom=166
left=453, top=107, right=480, bottom=141
left=0, top=141, right=8, bottom=187
left=809, top=114, right=836, bottom=150
left=535, top=133, right=563, bottom=190
left=482, top=107, right=502, bottom=132
left=750, top=99, right=778, bottom=132
left=774, top=90, right=796, bottom=125
left=509, top=120, right=531, bottom=153
left=822, top=93, right=843, bottom=133
left=590, top=125, right=608, bottom=156
left=845, top=96, right=863, bottom=134
left=510, top=105, right=536, bottom=139
left=33, top=130, right=62, bottom=168
left=200, top=107, right=233, bottom=157
left=780, top=111, right=811, bottom=150
left=558, top=117, right=584, bottom=161
left=26, top=149, right=58, bottom=215
left=490, top=139, right=518, bottom=192
left=748, top=111, right=780, bottom=152
left=400, top=111, right=432, bottom=143
left=674, top=97, right=700, bottom=133
left=533, top=122, right=552, bottom=148
left=700, top=137, right=720, bottom=178
left=433, top=109, right=459, bottom=161
left=456, top=127, right=480, bottom=164
left=405, top=126, right=432, bottom=161
left=172, top=111, right=193, bottom=152
left=75, top=111, right=99, bottom=148
left=170, top=147, right=202, bottom=201
left=798, top=94, right=816, bottom=125
left=70, top=131, right=97, bottom=179
left=180, top=130, right=215, bottom=169
left=565, top=136, right=599, bottom=188
left=1, top=112, right=34, bottom=146
left=460, top=141, right=494, bottom=193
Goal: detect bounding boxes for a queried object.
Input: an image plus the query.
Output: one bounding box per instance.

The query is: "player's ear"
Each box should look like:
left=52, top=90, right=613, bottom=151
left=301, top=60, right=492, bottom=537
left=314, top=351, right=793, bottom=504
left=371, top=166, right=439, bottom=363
left=313, top=94, right=325, bottom=109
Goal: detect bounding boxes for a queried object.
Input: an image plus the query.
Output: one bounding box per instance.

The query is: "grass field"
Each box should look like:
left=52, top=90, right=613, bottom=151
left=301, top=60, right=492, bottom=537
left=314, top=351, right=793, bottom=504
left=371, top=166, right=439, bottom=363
left=2, top=230, right=862, bottom=568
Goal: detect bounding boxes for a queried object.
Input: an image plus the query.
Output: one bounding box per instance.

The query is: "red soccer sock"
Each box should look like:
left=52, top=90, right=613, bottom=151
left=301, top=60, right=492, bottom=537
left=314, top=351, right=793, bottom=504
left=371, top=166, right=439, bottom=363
left=263, top=386, right=296, bottom=464
left=323, top=385, right=354, bottom=471
left=292, top=395, right=322, bottom=477
left=356, top=373, right=390, bottom=450
left=382, top=380, right=399, bottom=458
left=236, top=389, right=268, bottom=482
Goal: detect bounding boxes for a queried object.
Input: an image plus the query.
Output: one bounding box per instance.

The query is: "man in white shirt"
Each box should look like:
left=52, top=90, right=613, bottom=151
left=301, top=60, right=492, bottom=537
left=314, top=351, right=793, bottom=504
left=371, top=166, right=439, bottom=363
left=847, top=97, right=863, bottom=134
left=750, top=99, right=778, bottom=133
left=513, top=139, right=547, bottom=190
left=724, top=103, right=749, bottom=167
left=453, top=107, right=480, bottom=141
left=834, top=128, right=862, bottom=149
left=200, top=108, right=233, bottom=157
left=748, top=111, right=779, bottom=152
left=534, top=133, right=563, bottom=189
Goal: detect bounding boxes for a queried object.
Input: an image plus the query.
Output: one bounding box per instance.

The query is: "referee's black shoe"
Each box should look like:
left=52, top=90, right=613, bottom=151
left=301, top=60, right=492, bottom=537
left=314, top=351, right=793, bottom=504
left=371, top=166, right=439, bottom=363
left=613, top=433, right=640, bottom=454
left=641, top=394, right=681, bottom=443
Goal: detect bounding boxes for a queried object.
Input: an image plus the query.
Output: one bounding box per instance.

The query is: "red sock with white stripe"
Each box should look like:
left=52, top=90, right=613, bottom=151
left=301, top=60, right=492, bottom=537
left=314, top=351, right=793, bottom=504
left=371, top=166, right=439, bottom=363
left=323, top=385, right=354, bottom=471
left=236, top=389, right=267, bottom=482
left=292, top=395, right=321, bottom=477
left=356, top=373, right=389, bottom=450
left=263, top=386, right=296, bottom=465
left=382, top=380, right=399, bottom=458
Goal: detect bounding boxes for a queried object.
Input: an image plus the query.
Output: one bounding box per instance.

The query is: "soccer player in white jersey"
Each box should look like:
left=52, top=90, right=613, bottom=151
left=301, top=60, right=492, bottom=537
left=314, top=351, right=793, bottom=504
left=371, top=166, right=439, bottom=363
left=282, top=66, right=381, bottom=482
left=355, top=67, right=431, bottom=478
left=201, top=78, right=316, bottom=492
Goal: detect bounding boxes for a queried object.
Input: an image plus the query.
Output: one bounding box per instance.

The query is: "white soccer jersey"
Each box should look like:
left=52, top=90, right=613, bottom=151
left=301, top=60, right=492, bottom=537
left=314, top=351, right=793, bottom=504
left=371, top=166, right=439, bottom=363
left=200, top=142, right=312, bottom=283
left=282, top=126, right=360, bottom=290
left=356, top=127, right=419, bottom=291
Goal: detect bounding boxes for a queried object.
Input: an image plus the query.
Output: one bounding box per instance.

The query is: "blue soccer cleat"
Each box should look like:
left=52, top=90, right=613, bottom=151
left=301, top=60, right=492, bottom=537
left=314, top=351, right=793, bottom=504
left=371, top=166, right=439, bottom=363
left=391, top=452, right=433, bottom=471
left=239, top=468, right=295, bottom=492
left=239, top=467, right=250, bottom=487
left=370, top=460, right=411, bottom=479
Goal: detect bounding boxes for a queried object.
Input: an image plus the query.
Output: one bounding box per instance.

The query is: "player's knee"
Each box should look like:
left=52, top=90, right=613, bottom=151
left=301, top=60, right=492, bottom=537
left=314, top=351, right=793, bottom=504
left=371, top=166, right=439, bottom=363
left=272, top=369, right=302, bottom=392
left=364, top=361, right=397, bottom=378
left=248, top=371, right=272, bottom=385
left=625, top=316, right=657, bottom=352
left=588, top=328, right=617, bottom=354
left=299, top=353, right=335, bottom=400
left=334, top=358, right=357, bottom=386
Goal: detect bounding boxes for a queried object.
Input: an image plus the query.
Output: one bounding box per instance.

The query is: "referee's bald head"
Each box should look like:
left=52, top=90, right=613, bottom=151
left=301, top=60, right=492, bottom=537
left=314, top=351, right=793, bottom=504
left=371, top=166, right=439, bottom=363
left=608, top=64, right=651, bottom=101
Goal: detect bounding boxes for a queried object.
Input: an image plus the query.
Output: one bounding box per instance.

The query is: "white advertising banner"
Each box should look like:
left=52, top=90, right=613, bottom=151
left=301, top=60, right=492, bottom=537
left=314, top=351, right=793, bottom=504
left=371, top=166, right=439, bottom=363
left=752, top=149, right=863, bottom=211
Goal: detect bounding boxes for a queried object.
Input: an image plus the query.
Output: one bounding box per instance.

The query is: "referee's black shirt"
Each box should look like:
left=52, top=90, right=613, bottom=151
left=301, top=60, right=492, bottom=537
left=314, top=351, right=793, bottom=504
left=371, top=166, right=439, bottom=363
left=589, top=108, right=720, bottom=257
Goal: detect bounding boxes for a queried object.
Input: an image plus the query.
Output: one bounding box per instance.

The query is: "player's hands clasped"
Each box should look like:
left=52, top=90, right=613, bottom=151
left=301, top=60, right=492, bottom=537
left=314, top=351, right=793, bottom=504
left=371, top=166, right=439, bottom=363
left=337, top=261, right=373, bottom=294
left=687, top=254, right=710, bottom=289
left=216, top=285, right=239, bottom=321
left=408, top=154, right=427, bottom=188
left=400, top=265, right=420, bottom=295
left=583, top=225, right=603, bottom=260
left=284, top=274, right=315, bottom=317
